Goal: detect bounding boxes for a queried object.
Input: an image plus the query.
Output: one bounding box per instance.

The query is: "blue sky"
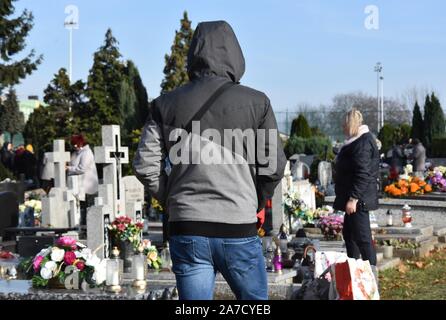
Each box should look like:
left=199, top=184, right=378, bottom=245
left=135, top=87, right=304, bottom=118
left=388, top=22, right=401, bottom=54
left=13, top=0, right=446, bottom=112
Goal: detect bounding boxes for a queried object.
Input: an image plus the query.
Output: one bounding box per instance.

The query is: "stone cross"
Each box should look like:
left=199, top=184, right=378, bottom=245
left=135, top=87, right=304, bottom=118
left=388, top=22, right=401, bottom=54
left=87, top=197, right=112, bottom=259
left=64, top=175, right=83, bottom=227
left=94, top=125, right=129, bottom=219
left=46, top=140, right=70, bottom=188
left=41, top=140, right=71, bottom=228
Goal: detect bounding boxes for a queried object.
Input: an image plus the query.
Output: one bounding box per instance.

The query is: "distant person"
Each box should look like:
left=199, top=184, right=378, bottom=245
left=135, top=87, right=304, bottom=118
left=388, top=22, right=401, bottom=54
left=24, top=144, right=38, bottom=187
left=391, top=143, right=404, bottom=173
left=13, top=145, right=26, bottom=179
left=411, top=139, right=426, bottom=177
left=0, top=142, right=14, bottom=172
left=67, top=134, right=99, bottom=226
left=40, top=152, right=54, bottom=193
left=334, top=108, right=379, bottom=282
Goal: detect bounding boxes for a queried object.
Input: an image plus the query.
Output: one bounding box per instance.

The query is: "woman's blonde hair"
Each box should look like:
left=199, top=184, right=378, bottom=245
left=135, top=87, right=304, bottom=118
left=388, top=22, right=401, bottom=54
left=344, top=108, right=363, bottom=138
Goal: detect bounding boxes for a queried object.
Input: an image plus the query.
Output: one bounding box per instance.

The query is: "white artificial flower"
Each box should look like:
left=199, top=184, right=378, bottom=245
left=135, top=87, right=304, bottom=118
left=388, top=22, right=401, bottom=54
left=34, top=201, right=42, bottom=212
left=29, top=199, right=36, bottom=208
left=79, top=248, right=92, bottom=260
left=44, top=261, right=57, bottom=272
left=40, top=267, right=53, bottom=280
left=92, top=260, right=107, bottom=285
left=86, top=255, right=101, bottom=268
left=50, top=248, right=65, bottom=262
left=19, top=204, right=26, bottom=212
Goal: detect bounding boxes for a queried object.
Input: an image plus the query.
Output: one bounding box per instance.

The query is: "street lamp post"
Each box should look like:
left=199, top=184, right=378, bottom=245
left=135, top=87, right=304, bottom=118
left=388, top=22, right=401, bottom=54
left=374, top=62, right=383, bottom=133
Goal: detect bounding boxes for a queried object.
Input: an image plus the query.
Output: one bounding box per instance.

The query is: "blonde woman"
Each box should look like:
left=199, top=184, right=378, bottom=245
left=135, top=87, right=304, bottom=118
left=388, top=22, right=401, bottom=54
left=334, top=109, right=379, bottom=273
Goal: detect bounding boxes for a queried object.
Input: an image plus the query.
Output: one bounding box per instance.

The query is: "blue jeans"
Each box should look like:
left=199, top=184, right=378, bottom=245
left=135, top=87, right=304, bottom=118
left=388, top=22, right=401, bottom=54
left=169, top=235, right=268, bottom=300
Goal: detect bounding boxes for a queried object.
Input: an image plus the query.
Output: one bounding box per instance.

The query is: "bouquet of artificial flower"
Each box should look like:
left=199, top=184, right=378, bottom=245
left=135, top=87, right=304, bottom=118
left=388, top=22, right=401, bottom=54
left=141, top=239, right=162, bottom=270
left=319, top=215, right=344, bottom=240
left=18, top=199, right=42, bottom=226
left=427, top=168, right=446, bottom=192
left=108, top=216, right=144, bottom=250
left=31, top=236, right=105, bottom=288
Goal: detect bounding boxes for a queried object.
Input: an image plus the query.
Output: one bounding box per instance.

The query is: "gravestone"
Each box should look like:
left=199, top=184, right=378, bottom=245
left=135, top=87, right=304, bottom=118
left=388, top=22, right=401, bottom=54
left=94, top=125, right=129, bottom=220
left=41, top=140, right=71, bottom=228
left=0, top=192, right=18, bottom=239
left=42, top=188, right=68, bottom=228
left=122, top=176, right=144, bottom=221
left=64, top=175, right=83, bottom=227
left=293, top=180, right=316, bottom=210
left=87, top=197, right=112, bottom=259
left=290, top=154, right=312, bottom=181
left=97, top=184, right=114, bottom=211
left=122, top=176, right=144, bottom=203
left=0, top=179, right=25, bottom=204
left=265, top=162, right=291, bottom=235
left=318, top=161, right=332, bottom=190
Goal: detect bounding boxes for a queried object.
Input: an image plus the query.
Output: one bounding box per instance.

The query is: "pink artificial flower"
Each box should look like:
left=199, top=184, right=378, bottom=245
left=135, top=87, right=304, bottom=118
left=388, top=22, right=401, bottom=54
left=57, top=236, right=77, bottom=248
left=33, top=255, right=44, bottom=271
left=75, top=261, right=85, bottom=271
left=135, top=222, right=144, bottom=230
left=64, top=251, right=76, bottom=265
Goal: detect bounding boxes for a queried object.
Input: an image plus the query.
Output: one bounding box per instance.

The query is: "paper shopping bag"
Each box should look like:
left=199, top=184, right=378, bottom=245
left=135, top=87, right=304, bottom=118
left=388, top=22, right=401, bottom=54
left=331, top=258, right=379, bottom=300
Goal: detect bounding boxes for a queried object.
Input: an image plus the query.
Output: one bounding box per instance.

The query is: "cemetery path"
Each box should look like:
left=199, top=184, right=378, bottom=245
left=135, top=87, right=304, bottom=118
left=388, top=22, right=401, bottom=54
left=380, top=248, right=446, bottom=300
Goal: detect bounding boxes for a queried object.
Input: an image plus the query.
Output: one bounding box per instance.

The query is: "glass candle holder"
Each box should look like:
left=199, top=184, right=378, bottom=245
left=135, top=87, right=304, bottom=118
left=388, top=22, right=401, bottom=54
left=106, top=247, right=122, bottom=293
left=132, top=245, right=147, bottom=289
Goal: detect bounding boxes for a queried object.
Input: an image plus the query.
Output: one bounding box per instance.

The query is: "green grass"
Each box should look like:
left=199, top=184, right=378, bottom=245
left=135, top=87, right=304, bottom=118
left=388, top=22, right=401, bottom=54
left=380, top=248, right=446, bottom=300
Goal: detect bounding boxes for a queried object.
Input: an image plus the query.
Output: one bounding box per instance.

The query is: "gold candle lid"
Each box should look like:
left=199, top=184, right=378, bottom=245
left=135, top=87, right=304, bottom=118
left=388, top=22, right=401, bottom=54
left=138, top=245, right=144, bottom=254
left=112, top=246, right=120, bottom=258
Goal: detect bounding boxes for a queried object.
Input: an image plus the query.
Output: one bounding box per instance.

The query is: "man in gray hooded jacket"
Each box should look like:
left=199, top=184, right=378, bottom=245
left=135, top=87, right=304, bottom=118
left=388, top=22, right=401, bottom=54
left=134, top=20, right=286, bottom=300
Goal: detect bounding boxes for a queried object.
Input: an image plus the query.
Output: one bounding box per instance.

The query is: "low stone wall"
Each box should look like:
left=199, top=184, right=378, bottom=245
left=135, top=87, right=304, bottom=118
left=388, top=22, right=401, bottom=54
left=325, top=196, right=446, bottom=229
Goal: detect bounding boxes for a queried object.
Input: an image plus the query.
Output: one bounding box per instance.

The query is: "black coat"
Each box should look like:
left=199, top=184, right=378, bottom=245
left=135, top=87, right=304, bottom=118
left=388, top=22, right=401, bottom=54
left=334, top=132, right=379, bottom=212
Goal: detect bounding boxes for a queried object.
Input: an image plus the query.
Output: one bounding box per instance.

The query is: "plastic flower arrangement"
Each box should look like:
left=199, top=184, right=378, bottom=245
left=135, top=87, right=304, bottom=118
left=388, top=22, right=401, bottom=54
left=283, top=190, right=314, bottom=226
left=108, top=216, right=144, bottom=250
left=30, top=236, right=105, bottom=288
left=319, top=215, right=344, bottom=240
left=427, top=168, right=446, bottom=192
left=18, top=199, right=42, bottom=226
left=384, top=176, right=432, bottom=197
left=141, top=239, right=162, bottom=270
left=151, top=198, right=164, bottom=213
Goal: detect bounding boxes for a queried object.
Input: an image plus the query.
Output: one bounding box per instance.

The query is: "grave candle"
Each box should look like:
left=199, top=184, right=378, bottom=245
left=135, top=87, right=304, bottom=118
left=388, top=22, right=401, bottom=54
left=132, top=245, right=147, bottom=289
left=106, top=247, right=122, bottom=292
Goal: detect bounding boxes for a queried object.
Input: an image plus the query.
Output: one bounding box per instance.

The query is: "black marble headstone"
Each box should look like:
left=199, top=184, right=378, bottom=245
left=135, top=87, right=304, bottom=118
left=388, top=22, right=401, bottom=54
left=0, top=181, right=25, bottom=203
left=0, top=191, right=19, bottom=239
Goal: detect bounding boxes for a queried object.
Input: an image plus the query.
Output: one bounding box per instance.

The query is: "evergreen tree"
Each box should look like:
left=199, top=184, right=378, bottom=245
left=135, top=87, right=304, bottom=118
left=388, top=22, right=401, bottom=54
left=411, top=101, right=424, bottom=141
left=0, top=0, right=42, bottom=93
left=160, top=11, right=194, bottom=94
left=24, top=69, right=87, bottom=159
left=83, top=29, right=125, bottom=146
left=119, top=60, right=149, bottom=138
left=423, top=95, right=432, bottom=148
left=44, top=68, right=82, bottom=139
left=430, top=93, right=445, bottom=138
left=23, top=105, right=55, bottom=159
left=0, top=87, right=24, bottom=142
left=424, top=93, right=445, bottom=153
left=290, top=114, right=312, bottom=138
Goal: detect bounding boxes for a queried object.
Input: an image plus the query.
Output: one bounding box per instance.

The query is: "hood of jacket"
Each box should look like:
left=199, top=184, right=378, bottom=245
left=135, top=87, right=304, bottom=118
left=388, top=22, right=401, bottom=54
left=187, top=20, right=245, bottom=83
